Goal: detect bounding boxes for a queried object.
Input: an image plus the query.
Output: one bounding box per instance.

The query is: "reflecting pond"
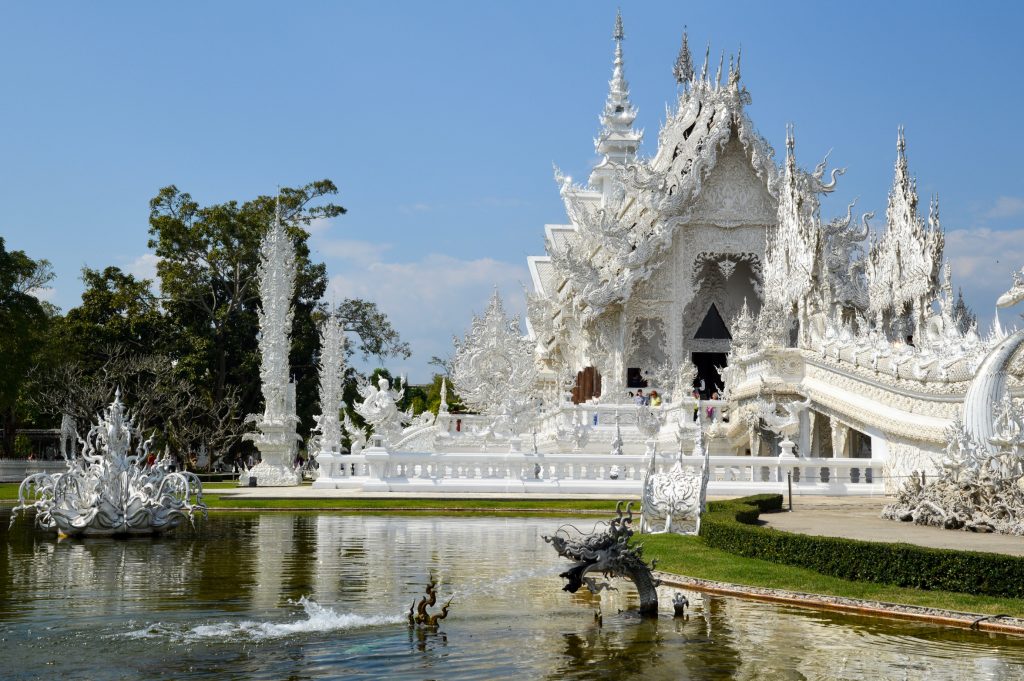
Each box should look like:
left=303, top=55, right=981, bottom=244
left=3, top=510, right=1024, bottom=680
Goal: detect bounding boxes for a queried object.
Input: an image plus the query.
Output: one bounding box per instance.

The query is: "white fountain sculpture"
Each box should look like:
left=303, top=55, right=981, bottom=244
left=312, top=311, right=346, bottom=481
left=452, top=289, right=537, bottom=445
left=640, top=424, right=711, bottom=535
left=240, top=202, right=302, bottom=487
left=11, top=390, right=205, bottom=537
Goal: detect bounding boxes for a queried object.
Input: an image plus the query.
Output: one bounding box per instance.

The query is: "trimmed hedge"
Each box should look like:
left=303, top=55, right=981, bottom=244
left=701, top=495, right=1024, bottom=598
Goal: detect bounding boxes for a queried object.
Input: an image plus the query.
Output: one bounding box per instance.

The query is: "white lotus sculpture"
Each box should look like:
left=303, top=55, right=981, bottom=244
left=11, top=390, right=206, bottom=537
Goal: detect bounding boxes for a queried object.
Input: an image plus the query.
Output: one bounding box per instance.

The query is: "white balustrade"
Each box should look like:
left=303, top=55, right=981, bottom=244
left=313, top=447, right=884, bottom=496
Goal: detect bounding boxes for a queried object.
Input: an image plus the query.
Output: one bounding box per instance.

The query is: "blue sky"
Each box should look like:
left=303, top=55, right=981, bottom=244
left=2, top=1, right=1023, bottom=381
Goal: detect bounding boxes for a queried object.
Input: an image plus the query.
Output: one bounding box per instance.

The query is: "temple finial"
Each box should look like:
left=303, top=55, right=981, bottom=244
left=715, top=50, right=725, bottom=87
left=897, top=125, right=906, bottom=156
left=589, top=9, right=642, bottom=191
left=699, top=42, right=710, bottom=82
left=673, top=27, right=693, bottom=87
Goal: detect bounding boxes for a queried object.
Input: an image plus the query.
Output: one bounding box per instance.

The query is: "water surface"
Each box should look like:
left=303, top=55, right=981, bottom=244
left=3, top=510, right=1024, bottom=680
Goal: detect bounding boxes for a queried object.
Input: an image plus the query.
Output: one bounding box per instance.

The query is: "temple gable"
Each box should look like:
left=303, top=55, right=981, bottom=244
left=685, top=137, right=776, bottom=227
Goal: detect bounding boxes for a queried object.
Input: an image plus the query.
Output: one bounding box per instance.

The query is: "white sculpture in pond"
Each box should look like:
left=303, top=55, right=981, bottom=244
left=640, top=426, right=711, bottom=535
left=240, top=200, right=302, bottom=486
left=12, top=390, right=205, bottom=537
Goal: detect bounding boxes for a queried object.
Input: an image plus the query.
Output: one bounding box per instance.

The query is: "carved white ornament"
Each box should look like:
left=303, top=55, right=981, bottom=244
left=13, top=390, right=206, bottom=536
left=240, top=202, right=301, bottom=486
left=452, top=290, right=537, bottom=416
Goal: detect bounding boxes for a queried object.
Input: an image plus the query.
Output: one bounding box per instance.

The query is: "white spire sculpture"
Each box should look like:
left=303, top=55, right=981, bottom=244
left=240, top=200, right=302, bottom=486
left=452, top=289, right=537, bottom=449
left=312, top=310, right=346, bottom=481
left=589, top=9, right=642, bottom=193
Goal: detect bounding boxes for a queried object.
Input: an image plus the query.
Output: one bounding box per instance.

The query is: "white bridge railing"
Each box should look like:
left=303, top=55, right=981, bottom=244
left=314, top=448, right=884, bottom=496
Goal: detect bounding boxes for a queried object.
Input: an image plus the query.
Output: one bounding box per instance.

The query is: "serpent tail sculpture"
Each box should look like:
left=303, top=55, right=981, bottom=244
left=544, top=501, right=661, bottom=615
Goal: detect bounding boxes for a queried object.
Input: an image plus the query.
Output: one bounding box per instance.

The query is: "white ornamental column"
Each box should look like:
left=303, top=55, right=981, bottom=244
left=311, top=311, right=346, bottom=490
left=240, top=200, right=301, bottom=487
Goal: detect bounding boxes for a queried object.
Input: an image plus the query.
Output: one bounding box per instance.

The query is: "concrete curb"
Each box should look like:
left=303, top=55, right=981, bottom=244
left=654, top=571, right=1024, bottom=636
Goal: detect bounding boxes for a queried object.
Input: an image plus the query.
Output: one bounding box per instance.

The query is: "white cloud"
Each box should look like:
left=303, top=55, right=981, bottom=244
left=983, top=196, right=1024, bottom=220
left=945, top=227, right=1024, bottom=330
left=326, top=253, right=529, bottom=381
left=126, top=253, right=161, bottom=281
left=305, top=216, right=333, bottom=235
left=398, top=202, right=440, bottom=215
left=29, top=286, right=56, bottom=302
left=313, top=238, right=392, bottom=263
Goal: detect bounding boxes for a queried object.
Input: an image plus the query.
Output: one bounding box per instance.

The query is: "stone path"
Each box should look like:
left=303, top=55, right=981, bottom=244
left=761, top=496, right=1024, bottom=556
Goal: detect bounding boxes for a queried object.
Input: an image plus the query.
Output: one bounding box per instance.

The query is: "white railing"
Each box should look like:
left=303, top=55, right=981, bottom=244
left=312, top=447, right=884, bottom=496
left=435, top=398, right=730, bottom=453
left=0, top=459, right=67, bottom=483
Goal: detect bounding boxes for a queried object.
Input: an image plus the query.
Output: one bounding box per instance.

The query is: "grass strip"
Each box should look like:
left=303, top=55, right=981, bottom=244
left=201, top=494, right=624, bottom=513
left=639, top=532, right=1024, bottom=618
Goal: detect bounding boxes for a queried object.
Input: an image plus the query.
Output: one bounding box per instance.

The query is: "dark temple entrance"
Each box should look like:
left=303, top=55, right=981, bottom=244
left=691, top=352, right=727, bottom=398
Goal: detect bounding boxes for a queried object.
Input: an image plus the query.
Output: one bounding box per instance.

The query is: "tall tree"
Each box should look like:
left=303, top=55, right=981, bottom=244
left=54, top=266, right=165, bottom=369
left=0, top=237, right=55, bottom=456
left=952, top=287, right=977, bottom=335
left=148, top=180, right=409, bottom=439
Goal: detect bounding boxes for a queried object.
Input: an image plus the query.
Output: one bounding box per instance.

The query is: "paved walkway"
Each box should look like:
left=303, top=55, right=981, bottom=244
left=762, top=497, right=1024, bottom=557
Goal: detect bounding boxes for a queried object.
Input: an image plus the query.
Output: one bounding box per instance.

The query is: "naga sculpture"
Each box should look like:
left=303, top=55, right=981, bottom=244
left=11, top=390, right=206, bottom=537
left=544, top=501, right=661, bottom=616
left=407, top=581, right=453, bottom=628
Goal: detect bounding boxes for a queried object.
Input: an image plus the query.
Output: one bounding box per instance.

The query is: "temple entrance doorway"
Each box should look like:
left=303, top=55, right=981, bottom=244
left=691, top=352, right=727, bottom=398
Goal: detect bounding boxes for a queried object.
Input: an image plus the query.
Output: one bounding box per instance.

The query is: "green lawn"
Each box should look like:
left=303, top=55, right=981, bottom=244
left=639, top=532, right=1024, bottom=618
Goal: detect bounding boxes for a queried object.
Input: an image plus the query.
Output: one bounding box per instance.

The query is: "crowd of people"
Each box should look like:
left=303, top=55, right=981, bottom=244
left=626, top=381, right=725, bottom=423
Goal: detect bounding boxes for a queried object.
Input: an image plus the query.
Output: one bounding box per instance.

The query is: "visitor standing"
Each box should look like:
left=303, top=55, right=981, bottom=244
left=634, top=389, right=646, bottom=406
left=650, top=390, right=662, bottom=407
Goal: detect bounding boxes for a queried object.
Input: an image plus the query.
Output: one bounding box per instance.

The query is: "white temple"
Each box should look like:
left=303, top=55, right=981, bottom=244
left=311, top=13, right=1024, bottom=503
left=521, top=13, right=1023, bottom=486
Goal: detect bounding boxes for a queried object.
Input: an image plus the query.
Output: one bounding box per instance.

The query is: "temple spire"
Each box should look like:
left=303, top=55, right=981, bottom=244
left=673, top=27, right=693, bottom=87
left=589, top=10, right=642, bottom=193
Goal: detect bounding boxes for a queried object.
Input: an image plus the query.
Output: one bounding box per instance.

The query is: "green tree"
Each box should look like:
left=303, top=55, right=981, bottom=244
left=148, top=180, right=409, bottom=441
left=54, top=266, right=165, bottom=369
left=0, top=237, right=55, bottom=456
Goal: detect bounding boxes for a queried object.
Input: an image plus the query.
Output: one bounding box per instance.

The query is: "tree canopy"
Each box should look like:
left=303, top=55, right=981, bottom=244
left=0, top=237, right=55, bottom=456
left=17, top=180, right=412, bottom=468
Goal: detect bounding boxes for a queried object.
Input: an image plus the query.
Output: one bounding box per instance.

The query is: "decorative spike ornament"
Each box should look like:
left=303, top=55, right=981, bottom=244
left=673, top=27, right=693, bottom=86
